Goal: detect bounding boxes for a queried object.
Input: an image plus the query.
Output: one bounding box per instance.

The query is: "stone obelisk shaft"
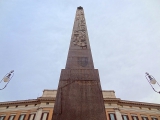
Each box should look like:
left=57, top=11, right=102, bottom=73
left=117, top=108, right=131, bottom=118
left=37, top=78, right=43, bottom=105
left=52, top=6, right=107, bottom=120
left=65, top=6, right=94, bottom=69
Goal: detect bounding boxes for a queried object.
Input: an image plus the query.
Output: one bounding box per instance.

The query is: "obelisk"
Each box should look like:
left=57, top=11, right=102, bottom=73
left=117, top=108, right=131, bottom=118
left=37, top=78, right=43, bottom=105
left=52, top=6, right=107, bottom=120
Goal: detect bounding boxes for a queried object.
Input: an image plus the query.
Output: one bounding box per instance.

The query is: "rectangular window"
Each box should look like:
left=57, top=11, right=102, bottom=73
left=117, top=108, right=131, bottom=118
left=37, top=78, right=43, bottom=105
left=122, top=115, right=129, bottom=120
left=18, top=114, right=26, bottom=120
left=151, top=118, right=158, bottom=120
left=0, top=116, right=5, bottom=120
left=8, top=115, right=15, bottom=120
left=132, top=116, right=139, bottom=120
left=142, top=117, right=149, bottom=120
left=28, top=114, right=35, bottom=120
left=109, top=113, right=117, bottom=120
left=40, top=113, right=49, bottom=120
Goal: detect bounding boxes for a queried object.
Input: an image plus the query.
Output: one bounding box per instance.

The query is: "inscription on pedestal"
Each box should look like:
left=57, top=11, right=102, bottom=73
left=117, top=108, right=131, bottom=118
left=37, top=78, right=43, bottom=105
left=60, top=69, right=99, bottom=81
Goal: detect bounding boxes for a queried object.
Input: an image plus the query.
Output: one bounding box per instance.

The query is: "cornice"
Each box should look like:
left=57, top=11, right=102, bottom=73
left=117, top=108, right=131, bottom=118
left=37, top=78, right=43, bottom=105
left=0, top=99, right=39, bottom=105
left=118, top=100, right=160, bottom=108
left=0, top=97, right=159, bottom=108
left=0, top=97, right=56, bottom=106
left=37, top=97, right=55, bottom=101
left=104, top=98, right=121, bottom=102
left=104, top=98, right=160, bottom=108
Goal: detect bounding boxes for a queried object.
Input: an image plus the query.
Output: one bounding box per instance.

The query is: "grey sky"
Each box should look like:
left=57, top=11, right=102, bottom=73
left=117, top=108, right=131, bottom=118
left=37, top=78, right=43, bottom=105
left=0, top=0, right=160, bottom=103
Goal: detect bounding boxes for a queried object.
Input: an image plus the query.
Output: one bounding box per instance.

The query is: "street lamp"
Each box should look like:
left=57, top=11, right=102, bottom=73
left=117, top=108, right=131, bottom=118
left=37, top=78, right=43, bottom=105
left=0, top=70, right=14, bottom=90
left=145, top=72, right=160, bottom=94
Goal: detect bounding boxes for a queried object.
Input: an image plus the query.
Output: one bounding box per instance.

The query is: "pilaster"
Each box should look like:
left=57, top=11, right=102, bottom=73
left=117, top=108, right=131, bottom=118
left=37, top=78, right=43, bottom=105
left=35, top=107, right=43, bottom=120
left=114, top=108, right=123, bottom=120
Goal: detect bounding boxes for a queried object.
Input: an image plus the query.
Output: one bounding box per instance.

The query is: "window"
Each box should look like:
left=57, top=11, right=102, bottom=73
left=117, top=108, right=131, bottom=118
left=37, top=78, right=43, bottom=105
left=8, top=115, right=15, bottom=120
left=0, top=116, right=5, bottom=120
left=41, top=113, right=49, bottom=120
left=142, top=117, right=148, bottom=120
left=28, top=114, right=35, bottom=120
left=151, top=118, right=158, bottom=120
left=109, top=113, right=117, bottom=120
left=122, top=115, right=129, bottom=120
left=18, top=114, right=26, bottom=120
left=132, top=116, right=139, bottom=120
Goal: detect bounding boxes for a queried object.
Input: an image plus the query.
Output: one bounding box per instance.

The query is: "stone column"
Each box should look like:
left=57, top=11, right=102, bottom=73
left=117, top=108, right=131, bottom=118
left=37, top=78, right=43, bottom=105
left=35, top=107, right=43, bottom=120
left=114, top=108, right=123, bottom=120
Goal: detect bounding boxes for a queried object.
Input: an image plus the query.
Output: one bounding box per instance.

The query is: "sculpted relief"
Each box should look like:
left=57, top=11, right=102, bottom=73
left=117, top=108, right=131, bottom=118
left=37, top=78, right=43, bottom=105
left=72, top=9, right=87, bottom=48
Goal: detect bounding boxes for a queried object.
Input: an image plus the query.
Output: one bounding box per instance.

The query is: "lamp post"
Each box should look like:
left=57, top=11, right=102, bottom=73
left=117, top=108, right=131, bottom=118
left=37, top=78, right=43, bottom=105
left=145, top=72, right=160, bottom=94
left=0, top=70, right=14, bottom=90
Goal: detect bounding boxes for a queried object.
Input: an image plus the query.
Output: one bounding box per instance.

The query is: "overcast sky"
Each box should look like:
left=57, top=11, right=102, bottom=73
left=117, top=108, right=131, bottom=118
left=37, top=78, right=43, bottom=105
left=0, top=0, right=160, bottom=104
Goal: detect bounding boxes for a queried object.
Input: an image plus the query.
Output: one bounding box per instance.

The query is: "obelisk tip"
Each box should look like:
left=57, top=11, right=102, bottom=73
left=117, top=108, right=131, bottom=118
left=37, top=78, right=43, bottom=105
left=77, top=6, right=83, bottom=9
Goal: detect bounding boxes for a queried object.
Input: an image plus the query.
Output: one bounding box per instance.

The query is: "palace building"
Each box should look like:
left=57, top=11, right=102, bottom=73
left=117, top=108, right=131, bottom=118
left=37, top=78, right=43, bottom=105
left=0, top=6, right=160, bottom=120
left=0, top=90, right=160, bottom=120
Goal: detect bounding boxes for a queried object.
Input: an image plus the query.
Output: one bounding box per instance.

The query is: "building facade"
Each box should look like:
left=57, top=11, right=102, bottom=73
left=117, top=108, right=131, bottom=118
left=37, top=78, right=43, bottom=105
left=0, top=90, right=160, bottom=120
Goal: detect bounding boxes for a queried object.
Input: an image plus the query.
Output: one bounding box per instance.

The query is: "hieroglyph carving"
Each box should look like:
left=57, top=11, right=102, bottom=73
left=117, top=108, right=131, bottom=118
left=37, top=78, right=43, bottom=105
left=73, top=9, right=87, bottom=48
